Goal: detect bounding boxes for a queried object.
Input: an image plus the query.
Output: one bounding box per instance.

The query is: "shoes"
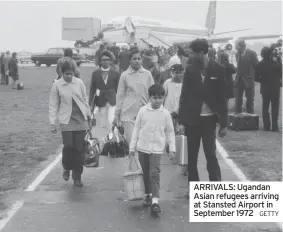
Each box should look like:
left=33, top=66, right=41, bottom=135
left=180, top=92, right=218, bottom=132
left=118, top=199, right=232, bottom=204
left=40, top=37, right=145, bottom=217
left=142, top=195, right=152, bottom=207
left=151, top=203, right=161, bottom=214
left=74, top=180, right=83, bottom=187
left=63, top=170, right=70, bottom=181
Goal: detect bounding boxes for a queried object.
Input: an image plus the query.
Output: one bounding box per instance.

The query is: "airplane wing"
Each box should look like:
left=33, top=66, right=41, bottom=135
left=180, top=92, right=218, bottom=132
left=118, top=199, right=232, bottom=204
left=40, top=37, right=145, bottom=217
left=209, top=27, right=281, bottom=43
left=208, top=34, right=282, bottom=43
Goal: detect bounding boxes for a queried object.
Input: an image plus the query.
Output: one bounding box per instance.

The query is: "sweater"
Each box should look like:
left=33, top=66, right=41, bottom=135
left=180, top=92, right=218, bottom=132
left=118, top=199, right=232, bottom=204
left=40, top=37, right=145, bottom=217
left=130, top=104, right=176, bottom=154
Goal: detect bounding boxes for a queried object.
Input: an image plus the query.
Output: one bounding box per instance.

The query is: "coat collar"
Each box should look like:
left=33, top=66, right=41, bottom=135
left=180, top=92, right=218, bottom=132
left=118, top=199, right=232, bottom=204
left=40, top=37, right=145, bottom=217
left=145, top=103, right=164, bottom=112
left=127, top=66, right=147, bottom=74
left=59, top=76, right=78, bottom=86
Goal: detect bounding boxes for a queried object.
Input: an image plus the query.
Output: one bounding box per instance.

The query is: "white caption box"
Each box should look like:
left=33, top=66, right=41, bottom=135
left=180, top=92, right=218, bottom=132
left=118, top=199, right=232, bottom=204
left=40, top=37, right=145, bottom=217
left=189, top=181, right=283, bottom=223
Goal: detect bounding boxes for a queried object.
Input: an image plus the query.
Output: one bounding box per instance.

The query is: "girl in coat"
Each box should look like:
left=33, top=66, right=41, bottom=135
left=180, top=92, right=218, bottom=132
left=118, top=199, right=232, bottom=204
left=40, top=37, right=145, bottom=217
left=49, top=61, right=91, bottom=187
left=113, top=48, right=155, bottom=145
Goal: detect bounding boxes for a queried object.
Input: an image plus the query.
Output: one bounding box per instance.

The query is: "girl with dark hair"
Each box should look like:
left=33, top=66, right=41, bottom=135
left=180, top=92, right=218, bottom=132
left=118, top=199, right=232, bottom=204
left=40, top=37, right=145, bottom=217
left=89, top=50, right=120, bottom=134
left=49, top=61, right=91, bottom=187
left=113, top=48, right=155, bottom=145
left=56, top=48, right=80, bottom=79
left=218, top=50, right=236, bottom=99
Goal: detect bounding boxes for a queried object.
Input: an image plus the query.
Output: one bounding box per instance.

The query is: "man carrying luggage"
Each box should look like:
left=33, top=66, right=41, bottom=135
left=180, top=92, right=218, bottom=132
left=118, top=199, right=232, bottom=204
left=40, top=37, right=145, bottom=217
left=178, top=39, right=228, bottom=198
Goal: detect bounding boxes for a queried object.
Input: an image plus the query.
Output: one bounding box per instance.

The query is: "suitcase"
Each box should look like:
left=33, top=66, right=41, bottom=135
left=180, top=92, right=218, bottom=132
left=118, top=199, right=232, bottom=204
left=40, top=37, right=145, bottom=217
left=174, top=135, right=188, bottom=165
left=228, top=113, right=259, bottom=131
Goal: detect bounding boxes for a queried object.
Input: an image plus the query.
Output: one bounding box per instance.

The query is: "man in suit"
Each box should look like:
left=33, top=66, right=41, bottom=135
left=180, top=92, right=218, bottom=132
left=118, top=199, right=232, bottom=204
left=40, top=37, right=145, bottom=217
left=178, top=39, right=228, bottom=197
left=234, top=39, right=259, bottom=114
left=89, top=50, right=120, bottom=131
left=255, top=46, right=282, bottom=131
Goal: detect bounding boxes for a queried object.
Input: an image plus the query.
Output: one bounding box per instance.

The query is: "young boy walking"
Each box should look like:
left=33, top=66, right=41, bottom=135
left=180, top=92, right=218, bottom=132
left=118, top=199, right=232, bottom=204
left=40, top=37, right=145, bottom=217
left=129, top=84, right=176, bottom=214
left=163, top=64, right=188, bottom=176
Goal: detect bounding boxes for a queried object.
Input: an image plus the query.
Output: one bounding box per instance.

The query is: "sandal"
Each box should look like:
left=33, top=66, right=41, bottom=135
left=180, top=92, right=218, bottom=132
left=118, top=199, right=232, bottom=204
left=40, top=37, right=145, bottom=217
left=142, top=195, right=152, bottom=207
left=151, top=203, right=161, bottom=214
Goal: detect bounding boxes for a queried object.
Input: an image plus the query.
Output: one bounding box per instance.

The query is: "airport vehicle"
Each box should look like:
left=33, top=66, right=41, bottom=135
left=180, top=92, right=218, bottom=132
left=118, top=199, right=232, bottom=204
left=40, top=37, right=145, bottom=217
left=31, top=48, right=83, bottom=67
left=17, top=52, right=32, bottom=63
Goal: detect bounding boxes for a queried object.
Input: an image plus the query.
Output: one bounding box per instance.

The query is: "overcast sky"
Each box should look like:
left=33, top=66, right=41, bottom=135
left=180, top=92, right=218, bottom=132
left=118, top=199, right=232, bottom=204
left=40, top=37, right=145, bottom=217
left=0, top=0, right=282, bottom=52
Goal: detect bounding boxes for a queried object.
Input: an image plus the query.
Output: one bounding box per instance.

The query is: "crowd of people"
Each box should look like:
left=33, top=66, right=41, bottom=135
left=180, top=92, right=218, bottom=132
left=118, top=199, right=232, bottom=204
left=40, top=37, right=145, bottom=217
left=43, top=37, right=283, bottom=214
left=0, top=51, right=20, bottom=88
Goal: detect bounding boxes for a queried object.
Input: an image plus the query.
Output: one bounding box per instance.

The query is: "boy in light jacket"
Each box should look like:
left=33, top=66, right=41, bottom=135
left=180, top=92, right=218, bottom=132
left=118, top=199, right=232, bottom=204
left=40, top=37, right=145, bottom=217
left=129, top=84, right=176, bottom=214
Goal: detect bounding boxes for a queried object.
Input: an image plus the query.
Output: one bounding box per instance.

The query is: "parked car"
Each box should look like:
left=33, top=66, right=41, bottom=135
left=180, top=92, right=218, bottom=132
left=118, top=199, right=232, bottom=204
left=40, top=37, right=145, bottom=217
left=31, top=48, right=83, bottom=67
left=17, top=52, right=32, bottom=63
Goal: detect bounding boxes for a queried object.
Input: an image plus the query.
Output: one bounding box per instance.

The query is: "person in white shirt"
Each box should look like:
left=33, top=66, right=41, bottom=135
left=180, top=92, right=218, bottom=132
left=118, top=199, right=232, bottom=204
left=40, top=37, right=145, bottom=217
left=129, top=84, right=175, bottom=215
left=163, top=64, right=184, bottom=119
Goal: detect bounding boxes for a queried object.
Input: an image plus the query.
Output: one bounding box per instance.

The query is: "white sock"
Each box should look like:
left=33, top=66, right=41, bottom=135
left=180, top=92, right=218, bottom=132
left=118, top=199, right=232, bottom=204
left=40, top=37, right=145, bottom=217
left=152, top=197, right=159, bottom=204
left=145, top=193, right=152, bottom=197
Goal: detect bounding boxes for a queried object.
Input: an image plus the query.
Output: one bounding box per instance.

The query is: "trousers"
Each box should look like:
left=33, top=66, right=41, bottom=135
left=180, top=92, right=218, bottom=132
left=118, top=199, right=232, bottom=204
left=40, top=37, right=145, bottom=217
left=138, top=152, right=161, bottom=198
left=262, top=92, right=280, bottom=130
left=122, top=121, right=135, bottom=146
left=61, top=131, right=85, bottom=180
left=185, top=115, right=221, bottom=182
left=234, top=78, right=255, bottom=113
left=99, top=103, right=116, bottom=131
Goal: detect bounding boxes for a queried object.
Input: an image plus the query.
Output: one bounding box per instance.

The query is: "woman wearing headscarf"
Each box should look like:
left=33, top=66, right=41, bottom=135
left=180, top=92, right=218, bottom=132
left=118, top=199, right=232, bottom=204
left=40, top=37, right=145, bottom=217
left=49, top=60, right=91, bottom=187
left=56, top=48, right=80, bottom=79
left=113, top=47, right=155, bottom=145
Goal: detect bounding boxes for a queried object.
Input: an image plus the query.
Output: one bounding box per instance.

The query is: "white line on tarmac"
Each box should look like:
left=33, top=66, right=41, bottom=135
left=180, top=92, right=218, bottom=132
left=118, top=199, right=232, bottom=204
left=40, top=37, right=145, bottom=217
left=216, top=139, right=282, bottom=230
left=0, top=201, right=24, bottom=231
left=0, top=153, right=62, bottom=231
left=216, top=140, right=249, bottom=182
left=26, top=153, right=62, bottom=192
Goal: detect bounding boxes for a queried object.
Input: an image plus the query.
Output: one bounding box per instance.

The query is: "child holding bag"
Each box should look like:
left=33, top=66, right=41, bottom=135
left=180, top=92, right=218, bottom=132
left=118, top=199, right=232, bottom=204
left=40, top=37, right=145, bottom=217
left=129, top=84, right=176, bottom=214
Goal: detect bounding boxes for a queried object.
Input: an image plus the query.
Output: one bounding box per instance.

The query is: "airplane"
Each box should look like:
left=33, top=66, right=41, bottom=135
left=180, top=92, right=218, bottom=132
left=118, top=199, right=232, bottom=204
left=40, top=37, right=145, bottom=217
left=73, top=0, right=281, bottom=50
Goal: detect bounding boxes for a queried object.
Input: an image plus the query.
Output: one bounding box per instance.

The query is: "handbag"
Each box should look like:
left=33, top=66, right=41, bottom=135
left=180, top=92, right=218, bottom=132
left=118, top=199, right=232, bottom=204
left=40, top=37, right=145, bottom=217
left=100, top=125, right=129, bottom=158
left=84, top=129, right=100, bottom=167
left=17, top=81, right=24, bottom=90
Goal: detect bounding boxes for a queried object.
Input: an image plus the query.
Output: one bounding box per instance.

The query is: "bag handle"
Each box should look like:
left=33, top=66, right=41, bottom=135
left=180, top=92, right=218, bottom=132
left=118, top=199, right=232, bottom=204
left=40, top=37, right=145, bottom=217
left=85, top=129, right=94, bottom=140
left=129, top=155, right=142, bottom=171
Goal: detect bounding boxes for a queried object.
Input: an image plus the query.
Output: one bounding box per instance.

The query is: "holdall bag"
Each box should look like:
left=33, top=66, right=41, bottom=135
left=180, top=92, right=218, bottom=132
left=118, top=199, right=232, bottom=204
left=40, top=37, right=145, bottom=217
left=100, top=125, right=129, bottom=158
left=84, top=129, right=100, bottom=167
left=17, top=81, right=24, bottom=90
left=228, top=113, right=259, bottom=131
left=123, top=155, right=145, bottom=201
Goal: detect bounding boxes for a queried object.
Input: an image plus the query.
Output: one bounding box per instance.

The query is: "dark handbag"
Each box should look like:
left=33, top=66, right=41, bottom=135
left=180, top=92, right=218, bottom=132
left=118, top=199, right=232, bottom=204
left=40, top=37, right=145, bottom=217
left=84, top=129, right=100, bottom=167
left=17, top=81, right=24, bottom=90
left=100, top=125, right=129, bottom=158
left=228, top=113, right=259, bottom=131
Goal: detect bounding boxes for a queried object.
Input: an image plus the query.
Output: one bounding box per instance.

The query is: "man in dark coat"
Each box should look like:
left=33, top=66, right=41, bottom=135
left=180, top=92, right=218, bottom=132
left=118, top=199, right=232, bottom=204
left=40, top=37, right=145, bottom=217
left=178, top=39, right=228, bottom=197
left=255, top=47, right=282, bottom=131
left=9, top=52, right=19, bottom=89
left=0, top=52, right=5, bottom=85
left=234, top=39, right=259, bottom=113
